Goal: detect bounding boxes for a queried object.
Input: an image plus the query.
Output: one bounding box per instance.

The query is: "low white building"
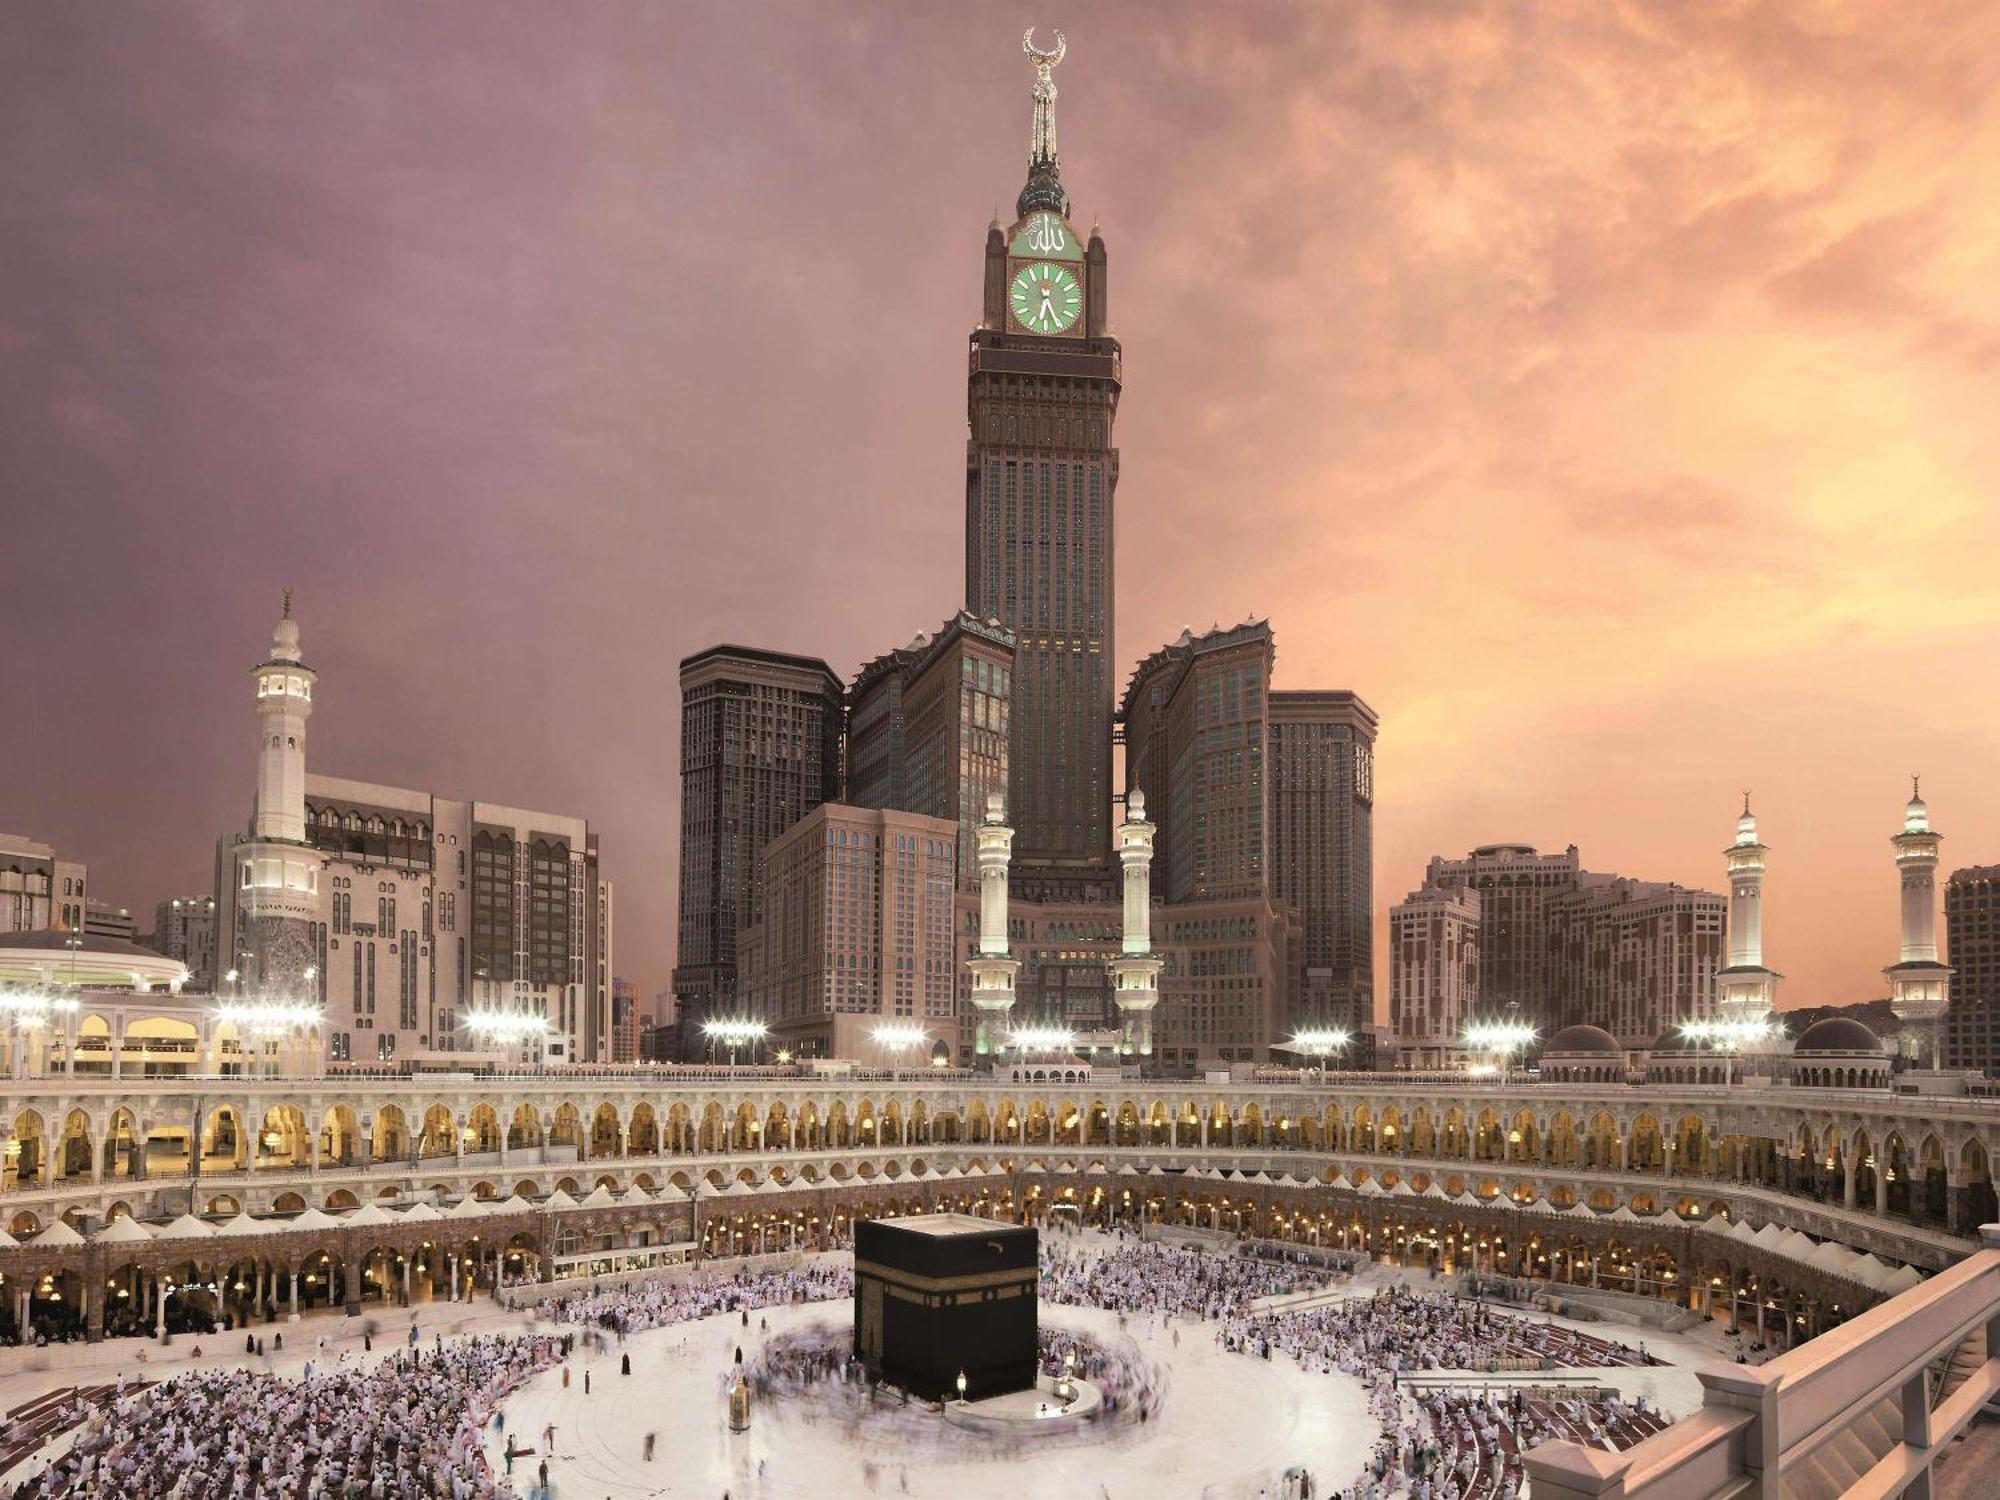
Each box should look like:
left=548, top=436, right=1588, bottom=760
left=0, top=835, right=87, bottom=937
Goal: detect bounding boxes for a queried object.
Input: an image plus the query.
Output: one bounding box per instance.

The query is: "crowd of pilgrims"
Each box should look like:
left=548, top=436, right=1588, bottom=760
left=1229, top=1286, right=1648, bottom=1377
left=546, top=1259, right=852, bottom=1339
left=3, top=1261, right=856, bottom=1500
left=0, top=1228, right=1676, bottom=1500
left=745, top=1323, right=1161, bottom=1425
left=7, top=1331, right=568, bottom=1500
left=1041, top=1233, right=1666, bottom=1500
left=1345, top=1382, right=1669, bottom=1500
left=1038, top=1236, right=1322, bottom=1322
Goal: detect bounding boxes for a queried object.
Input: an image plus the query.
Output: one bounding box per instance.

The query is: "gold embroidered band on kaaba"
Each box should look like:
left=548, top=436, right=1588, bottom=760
left=853, top=1260, right=1040, bottom=1295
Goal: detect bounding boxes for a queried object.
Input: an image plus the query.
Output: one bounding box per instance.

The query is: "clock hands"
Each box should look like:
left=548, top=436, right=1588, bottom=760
left=1012, top=264, right=1076, bottom=332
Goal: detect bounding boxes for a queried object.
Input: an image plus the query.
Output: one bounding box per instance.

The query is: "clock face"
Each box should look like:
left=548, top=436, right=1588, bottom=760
left=1010, top=261, right=1083, bottom=335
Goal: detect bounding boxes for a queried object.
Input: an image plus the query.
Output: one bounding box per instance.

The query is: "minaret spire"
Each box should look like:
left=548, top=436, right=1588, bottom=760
left=1018, top=28, right=1071, bottom=219
left=967, top=792, right=1021, bottom=1061
left=233, top=598, right=323, bottom=1001
left=1716, top=794, right=1780, bottom=1039
left=1109, top=790, right=1165, bottom=1058
left=1887, top=780, right=1951, bottom=1067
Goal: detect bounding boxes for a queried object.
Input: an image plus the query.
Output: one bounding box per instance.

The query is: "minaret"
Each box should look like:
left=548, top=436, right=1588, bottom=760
left=1886, top=779, right=1952, bottom=1067
left=1108, top=790, right=1165, bottom=1058
left=253, top=592, right=314, bottom=842
left=966, top=793, right=1020, bottom=1059
left=234, top=594, right=324, bottom=991
left=1714, top=795, right=1780, bottom=1031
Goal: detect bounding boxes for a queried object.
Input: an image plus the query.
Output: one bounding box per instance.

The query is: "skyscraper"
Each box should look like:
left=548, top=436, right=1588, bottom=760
left=845, top=611, right=1014, bottom=886
left=1269, top=690, right=1377, bottom=1024
left=1118, top=618, right=1376, bottom=1047
left=1944, top=864, right=2000, bottom=1073
left=146, top=895, right=219, bottom=992
left=611, top=976, right=639, bottom=1064
left=1121, top=622, right=1274, bottom=903
left=965, top=32, right=1119, bottom=879
left=1389, top=885, right=1481, bottom=1065
left=672, top=645, right=843, bottom=1051
left=1547, top=877, right=1724, bottom=1046
left=1417, top=844, right=1581, bottom=1027
left=736, top=803, right=958, bottom=1060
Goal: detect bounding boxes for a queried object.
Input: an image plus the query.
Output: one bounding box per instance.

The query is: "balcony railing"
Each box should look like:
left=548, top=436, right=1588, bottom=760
left=1525, top=1225, right=2000, bottom=1500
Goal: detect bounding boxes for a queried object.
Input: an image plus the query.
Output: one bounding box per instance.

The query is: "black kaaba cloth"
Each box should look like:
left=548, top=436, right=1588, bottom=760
left=852, top=1213, right=1038, bottom=1401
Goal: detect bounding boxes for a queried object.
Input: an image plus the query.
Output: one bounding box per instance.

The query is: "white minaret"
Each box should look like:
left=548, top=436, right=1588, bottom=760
left=966, top=792, right=1020, bottom=1059
left=1714, top=795, right=1780, bottom=1031
left=234, top=594, right=324, bottom=991
left=1886, top=778, right=1951, bottom=1067
left=253, top=592, right=314, bottom=842
left=1108, top=790, right=1165, bottom=1058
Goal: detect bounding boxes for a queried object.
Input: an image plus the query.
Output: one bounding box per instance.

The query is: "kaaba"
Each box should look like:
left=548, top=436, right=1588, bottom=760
left=853, top=1213, right=1038, bottom=1401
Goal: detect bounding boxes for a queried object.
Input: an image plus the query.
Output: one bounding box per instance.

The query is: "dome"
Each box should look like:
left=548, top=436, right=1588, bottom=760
left=1735, top=796, right=1758, bottom=845
left=1651, top=1028, right=1703, bottom=1054
left=1793, top=1017, right=1882, bottom=1054
left=1904, top=778, right=1931, bottom=834
left=1543, top=1024, right=1620, bottom=1056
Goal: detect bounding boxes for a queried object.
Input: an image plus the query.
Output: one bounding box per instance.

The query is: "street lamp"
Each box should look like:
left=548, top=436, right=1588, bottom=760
left=1678, top=1017, right=1780, bottom=1087
left=214, top=999, right=324, bottom=1078
left=702, top=1019, right=768, bottom=1068
left=1463, top=1019, right=1537, bottom=1084
left=870, top=1024, right=926, bottom=1071
left=1008, top=1025, right=1076, bottom=1056
left=1285, top=1028, right=1351, bottom=1079
left=464, top=1009, right=550, bottom=1069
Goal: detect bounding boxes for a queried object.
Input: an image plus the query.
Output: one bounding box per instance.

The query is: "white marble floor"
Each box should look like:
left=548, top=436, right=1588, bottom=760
left=485, top=1268, right=1732, bottom=1500
left=0, top=1247, right=1742, bottom=1499
left=490, top=1298, right=1376, bottom=1500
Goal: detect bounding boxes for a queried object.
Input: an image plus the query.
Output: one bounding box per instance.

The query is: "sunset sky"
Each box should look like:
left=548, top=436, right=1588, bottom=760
left=5, top=3, right=1998, bottom=1017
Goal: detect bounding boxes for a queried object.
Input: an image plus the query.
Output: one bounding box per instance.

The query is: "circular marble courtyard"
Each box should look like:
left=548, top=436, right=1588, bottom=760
left=482, top=1277, right=1713, bottom=1499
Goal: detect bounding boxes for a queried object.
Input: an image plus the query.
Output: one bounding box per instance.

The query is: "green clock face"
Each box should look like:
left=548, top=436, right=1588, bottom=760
left=1010, top=261, right=1083, bottom=335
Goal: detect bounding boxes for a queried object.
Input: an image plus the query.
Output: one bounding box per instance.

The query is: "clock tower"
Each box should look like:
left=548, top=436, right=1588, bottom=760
left=966, top=29, right=1120, bottom=886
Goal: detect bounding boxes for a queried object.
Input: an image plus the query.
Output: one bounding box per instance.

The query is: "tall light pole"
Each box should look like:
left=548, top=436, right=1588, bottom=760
left=703, top=1019, right=768, bottom=1068
left=1464, top=1018, right=1536, bottom=1085
left=871, top=1024, right=926, bottom=1073
left=1286, top=1028, right=1351, bottom=1081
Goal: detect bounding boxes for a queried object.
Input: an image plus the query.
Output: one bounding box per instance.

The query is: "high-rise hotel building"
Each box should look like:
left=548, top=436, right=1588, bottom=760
left=1267, top=691, right=1376, bottom=1022
left=737, top=804, right=960, bottom=1061
left=671, top=646, right=843, bottom=1054
left=1945, top=864, right=2000, bottom=1074
left=845, top=612, right=1015, bottom=886
left=964, top=49, right=1118, bottom=884
left=1121, top=622, right=1377, bottom=1037
left=1392, top=841, right=1725, bottom=1057
left=672, top=39, right=1377, bottom=1065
